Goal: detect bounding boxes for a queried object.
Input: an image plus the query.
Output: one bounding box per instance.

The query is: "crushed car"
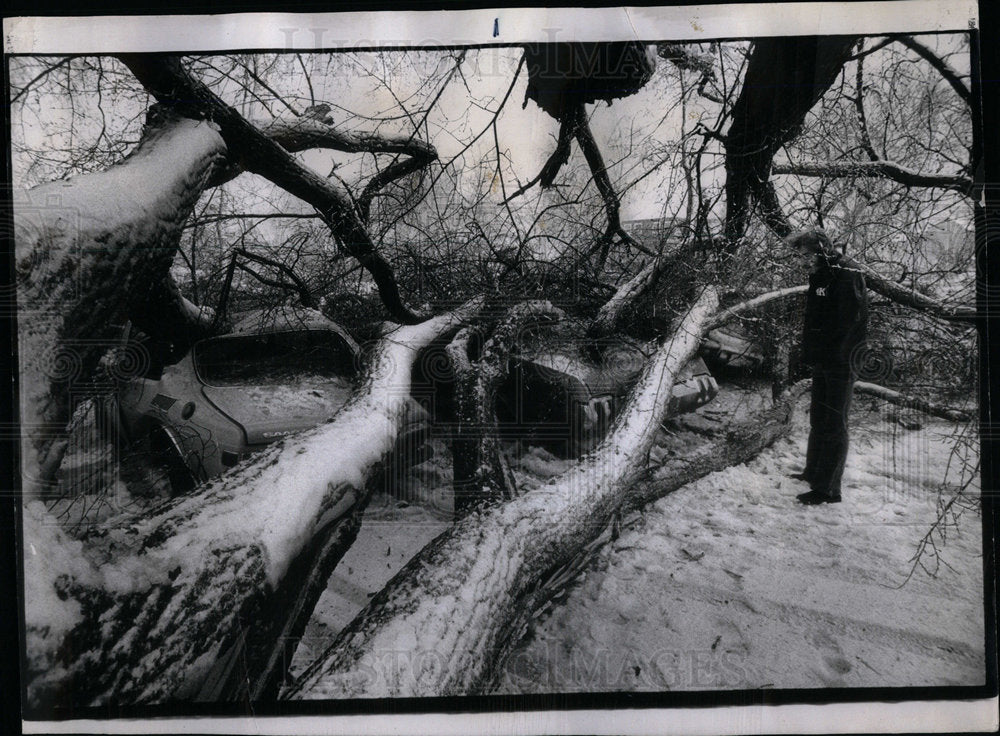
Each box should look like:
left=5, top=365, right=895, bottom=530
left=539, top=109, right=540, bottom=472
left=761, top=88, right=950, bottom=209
left=496, top=319, right=720, bottom=456
left=101, top=307, right=429, bottom=491
left=700, top=328, right=765, bottom=371
left=102, top=306, right=733, bottom=490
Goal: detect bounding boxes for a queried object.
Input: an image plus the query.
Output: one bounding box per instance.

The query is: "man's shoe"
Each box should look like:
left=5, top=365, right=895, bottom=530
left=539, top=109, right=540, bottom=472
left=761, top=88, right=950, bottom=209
left=796, top=489, right=841, bottom=505
left=790, top=471, right=812, bottom=482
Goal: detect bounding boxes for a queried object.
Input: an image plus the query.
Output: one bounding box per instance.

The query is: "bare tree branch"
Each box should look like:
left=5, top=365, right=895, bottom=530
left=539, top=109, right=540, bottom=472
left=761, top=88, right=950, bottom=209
left=569, top=104, right=651, bottom=265
left=895, top=35, right=971, bottom=105
left=119, top=54, right=424, bottom=325
left=771, top=160, right=973, bottom=195
left=235, top=248, right=317, bottom=308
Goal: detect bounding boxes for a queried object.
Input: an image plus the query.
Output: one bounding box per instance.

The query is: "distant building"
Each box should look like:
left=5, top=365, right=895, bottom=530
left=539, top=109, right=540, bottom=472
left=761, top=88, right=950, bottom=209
left=620, top=217, right=688, bottom=251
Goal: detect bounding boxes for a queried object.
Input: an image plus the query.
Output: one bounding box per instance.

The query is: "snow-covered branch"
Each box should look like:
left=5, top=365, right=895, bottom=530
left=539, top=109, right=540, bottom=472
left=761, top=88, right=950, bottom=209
left=707, top=285, right=809, bottom=330
left=850, top=261, right=976, bottom=324
left=285, top=287, right=720, bottom=698
left=709, top=264, right=975, bottom=328
left=260, top=111, right=437, bottom=160
left=854, top=381, right=974, bottom=422
left=22, top=298, right=483, bottom=708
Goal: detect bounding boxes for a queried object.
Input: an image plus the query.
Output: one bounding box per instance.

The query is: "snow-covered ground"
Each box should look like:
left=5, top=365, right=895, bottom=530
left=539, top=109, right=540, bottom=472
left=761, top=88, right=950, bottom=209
left=49, top=382, right=985, bottom=696
left=289, top=382, right=985, bottom=694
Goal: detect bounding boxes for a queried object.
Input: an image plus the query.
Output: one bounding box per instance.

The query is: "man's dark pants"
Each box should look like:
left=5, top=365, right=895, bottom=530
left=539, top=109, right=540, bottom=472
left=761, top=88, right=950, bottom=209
left=804, top=363, right=855, bottom=499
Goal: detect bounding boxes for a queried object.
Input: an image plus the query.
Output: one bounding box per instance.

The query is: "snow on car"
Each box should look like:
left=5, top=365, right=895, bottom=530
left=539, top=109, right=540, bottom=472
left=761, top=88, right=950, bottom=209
left=103, top=306, right=725, bottom=492
left=102, top=307, right=427, bottom=491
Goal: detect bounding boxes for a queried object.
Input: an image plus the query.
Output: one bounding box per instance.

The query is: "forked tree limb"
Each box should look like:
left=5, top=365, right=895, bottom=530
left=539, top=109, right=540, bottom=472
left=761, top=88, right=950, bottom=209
left=285, top=287, right=721, bottom=699
left=200, top=110, right=438, bottom=196
left=119, top=54, right=423, bottom=325
left=22, top=299, right=483, bottom=709
left=569, top=103, right=651, bottom=265
left=257, top=115, right=440, bottom=225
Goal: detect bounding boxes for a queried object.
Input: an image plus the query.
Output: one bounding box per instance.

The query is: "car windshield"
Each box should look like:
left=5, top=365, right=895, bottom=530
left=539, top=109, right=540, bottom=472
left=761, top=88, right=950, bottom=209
left=194, top=330, right=354, bottom=386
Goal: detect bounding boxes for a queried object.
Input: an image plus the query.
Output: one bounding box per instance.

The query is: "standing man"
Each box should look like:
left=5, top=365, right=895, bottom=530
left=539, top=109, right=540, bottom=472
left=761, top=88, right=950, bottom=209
left=787, top=229, right=869, bottom=505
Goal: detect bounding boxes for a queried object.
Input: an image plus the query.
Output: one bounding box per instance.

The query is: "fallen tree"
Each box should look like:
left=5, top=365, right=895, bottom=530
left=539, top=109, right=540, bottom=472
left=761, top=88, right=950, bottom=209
left=22, top=299, right=481, bottom=709
left=283, top=286, right=810, bottom=699
left=15, top=62, right=439, bottom=494
left=287, top=378, right=809, bottom=698
left=13, top=41, right=976, bottom=711
left=283, top=287, right=816, bottom=698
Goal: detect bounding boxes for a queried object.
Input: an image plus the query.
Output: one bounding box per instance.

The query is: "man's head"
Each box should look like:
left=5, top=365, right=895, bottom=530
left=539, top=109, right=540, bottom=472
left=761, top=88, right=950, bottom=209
left=786, top=228, right=841, bottom=272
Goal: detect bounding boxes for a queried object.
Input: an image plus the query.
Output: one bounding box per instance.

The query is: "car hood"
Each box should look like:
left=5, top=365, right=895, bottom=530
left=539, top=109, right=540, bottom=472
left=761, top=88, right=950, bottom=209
left=201, top=375, right=355, bottom=446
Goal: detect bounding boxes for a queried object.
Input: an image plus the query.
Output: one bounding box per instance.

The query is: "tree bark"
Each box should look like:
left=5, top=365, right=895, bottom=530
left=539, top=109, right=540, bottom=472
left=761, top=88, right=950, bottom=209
left=447, top=302, right=564, bottom=516
left=14, top=110, right=228, bottom=495
left=22, top=301, right=481, bottom=710
left=724, top=36, right=858, bottom=244
left=284, top=287, right=720, bottom=699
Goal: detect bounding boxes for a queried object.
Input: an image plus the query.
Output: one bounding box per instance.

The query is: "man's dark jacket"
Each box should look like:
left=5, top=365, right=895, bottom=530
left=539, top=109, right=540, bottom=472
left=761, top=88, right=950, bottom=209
left=802, top=255, right=868, bottom=367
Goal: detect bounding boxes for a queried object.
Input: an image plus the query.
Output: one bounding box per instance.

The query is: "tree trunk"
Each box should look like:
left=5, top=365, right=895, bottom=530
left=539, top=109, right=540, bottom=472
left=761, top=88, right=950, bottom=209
left=447, top=302, right=564, bottom=516
left=724, top=36, right=858, bottom=244
left=22, top=301, right=480, bottom=711
left=284, top=288, right=721, bottom=699
left=14, top=109, right=228, bottom=495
